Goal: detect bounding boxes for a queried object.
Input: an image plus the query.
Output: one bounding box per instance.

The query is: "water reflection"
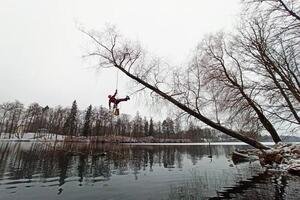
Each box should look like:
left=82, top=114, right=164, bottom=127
left=0, top=142, right=299, bottom=200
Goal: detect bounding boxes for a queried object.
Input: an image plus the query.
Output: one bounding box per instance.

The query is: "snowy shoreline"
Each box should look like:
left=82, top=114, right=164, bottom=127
left=0, top=133, right=299, bottom=147
left=1, top=133, right=299, bottom=176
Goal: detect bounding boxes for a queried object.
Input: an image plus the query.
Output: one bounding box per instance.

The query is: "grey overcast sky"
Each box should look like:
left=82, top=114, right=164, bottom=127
left=0, top=0, right=240, bottom=118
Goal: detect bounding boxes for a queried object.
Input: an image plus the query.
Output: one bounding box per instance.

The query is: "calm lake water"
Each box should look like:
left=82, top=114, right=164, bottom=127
left=0, top=142, right=299, bottom=200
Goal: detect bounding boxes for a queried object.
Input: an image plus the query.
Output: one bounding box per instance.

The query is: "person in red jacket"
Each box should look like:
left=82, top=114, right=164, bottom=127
left=108, top=90, right=130, bottom=109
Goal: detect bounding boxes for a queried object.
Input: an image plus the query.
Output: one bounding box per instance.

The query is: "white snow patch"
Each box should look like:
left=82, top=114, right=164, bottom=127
left=0, top=132, right=65, bottom=142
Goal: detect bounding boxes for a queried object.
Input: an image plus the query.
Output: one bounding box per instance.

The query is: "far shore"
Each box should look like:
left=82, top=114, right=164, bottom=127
left=1, top=133, right=299, bottom=145
left=0, top=139, right=279, bottom=146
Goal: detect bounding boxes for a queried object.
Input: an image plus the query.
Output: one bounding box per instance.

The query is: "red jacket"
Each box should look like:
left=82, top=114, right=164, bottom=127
left=108, top=90, right=117, bottom=108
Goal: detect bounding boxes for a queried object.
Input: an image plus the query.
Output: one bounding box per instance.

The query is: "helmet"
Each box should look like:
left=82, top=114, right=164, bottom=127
left=108, top=95, right=112, bottom=98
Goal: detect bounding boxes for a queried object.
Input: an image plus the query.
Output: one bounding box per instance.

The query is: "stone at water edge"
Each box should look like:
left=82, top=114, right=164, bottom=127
left=288, top=165, right=300, bottom=176
left=291, top=148, right=300, bottom=158
left=258, top=150, right=282, bottom=166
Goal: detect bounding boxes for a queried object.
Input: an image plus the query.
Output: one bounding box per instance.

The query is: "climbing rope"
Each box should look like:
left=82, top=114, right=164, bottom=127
left=115, top=69, right=121, bottom=114
left=116, top=69, right=119, bottom=93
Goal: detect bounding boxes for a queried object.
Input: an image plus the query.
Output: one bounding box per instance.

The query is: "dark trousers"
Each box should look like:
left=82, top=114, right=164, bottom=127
left=113, top=98, right=128, bottom=108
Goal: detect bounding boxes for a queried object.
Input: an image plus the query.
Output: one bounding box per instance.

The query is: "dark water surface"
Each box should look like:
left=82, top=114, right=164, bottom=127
left=0, top=142, right=299, bottom=200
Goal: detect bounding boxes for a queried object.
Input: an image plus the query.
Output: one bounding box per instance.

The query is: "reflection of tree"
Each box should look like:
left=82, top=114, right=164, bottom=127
left=1, top=143, right=212, bottom=185
left=167, top=164, right=294, bottom=200
left=163, top=146, right=175, bottom=168
left=212, top=171, right=271, bottom=199
left=211, top=172, right=290, bottom=200
left=57, top=152, right=71, bottom=186
left=0, top=143, right=235, bottom=181
left=149, top=149, right=154, bottom=171
left=0, top=143, right=10, bottom=178
left=143, top=149, right=148, bottom=170
left=188, top=145, right=207, bottom=165
left=2, top=142, right=291, bottom=199
left=175, top=150, right=183, bottom=169
left=91, top=157, right=111, bottom=181
left=13, top=143, right=41, bottom=180
left=78, top=155, right=86, bottom=185
left=130, top=147, right=143, bottom=180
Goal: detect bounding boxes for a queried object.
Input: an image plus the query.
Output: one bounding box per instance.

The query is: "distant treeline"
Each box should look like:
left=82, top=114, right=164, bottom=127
left=0, top=100, right=220, bottom=141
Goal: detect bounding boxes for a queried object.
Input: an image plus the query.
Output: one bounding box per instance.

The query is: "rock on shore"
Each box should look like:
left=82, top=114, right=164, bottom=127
left=233, top=143, right=300, bottom=176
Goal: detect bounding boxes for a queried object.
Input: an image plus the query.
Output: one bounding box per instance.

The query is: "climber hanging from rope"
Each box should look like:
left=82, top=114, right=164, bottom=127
left=108, top=90, right=130, bottom=109
left=107, top=69, right=130, bottom=115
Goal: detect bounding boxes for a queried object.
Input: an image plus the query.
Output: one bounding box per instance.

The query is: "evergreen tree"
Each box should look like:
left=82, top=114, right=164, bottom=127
left=82, top=105, right=92, bottom=137
left=144, top=117, right=149, bottom=136
left=162, top=117, right=174, bottom=136
left=63, top=100, right=78, bottom=137
left=132, top=112, right=143, bottom=137
left=156, top=121, right=162, bottom=136
left=162, top=120, right=168, bottom=136
left=174, top=118, right=181, bottom=134
left=149, top=118, right=154, bottom=136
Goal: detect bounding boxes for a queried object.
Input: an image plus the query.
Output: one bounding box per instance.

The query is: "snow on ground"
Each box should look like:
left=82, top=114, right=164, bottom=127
left=0, top=134, right=193, bottom=143
left=253, top=142, right=300, bottom=176
left=0, top=132, right=65, bottom=142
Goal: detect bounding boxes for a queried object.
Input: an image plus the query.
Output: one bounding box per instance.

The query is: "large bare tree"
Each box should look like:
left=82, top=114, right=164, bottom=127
left=191, top=32, right=283, bottom=143
left=81, top=0, right=300, bottom=148
left=81, top=26, right=270, bottom=149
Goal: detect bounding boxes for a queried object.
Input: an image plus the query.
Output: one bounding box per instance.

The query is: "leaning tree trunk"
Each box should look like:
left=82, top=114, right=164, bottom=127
left=115, top=64, right=270, bottom=150
left=81, top=28, right=271, bottom=150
